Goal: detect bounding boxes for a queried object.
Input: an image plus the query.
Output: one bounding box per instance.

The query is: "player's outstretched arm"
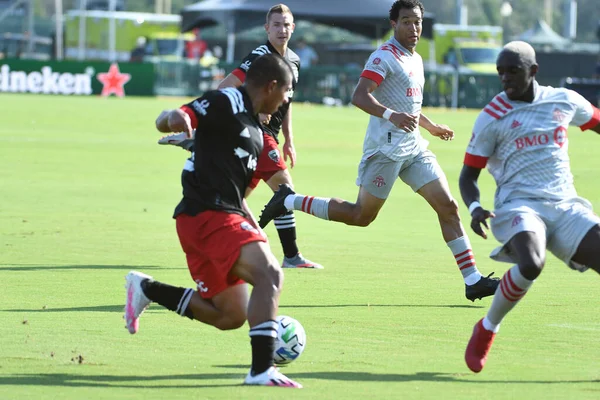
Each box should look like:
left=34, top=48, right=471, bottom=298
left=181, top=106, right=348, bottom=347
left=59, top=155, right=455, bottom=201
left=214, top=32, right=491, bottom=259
left=419, top=113, right=454, bottom=141
left=459, top=165, right=495, bottom=239
left=351, top=77, right=417, bottom=132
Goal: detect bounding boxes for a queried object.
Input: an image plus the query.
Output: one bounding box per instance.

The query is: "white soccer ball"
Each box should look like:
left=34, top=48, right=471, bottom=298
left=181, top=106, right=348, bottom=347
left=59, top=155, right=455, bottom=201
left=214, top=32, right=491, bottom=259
left=273, top=315, right=306, bottom=365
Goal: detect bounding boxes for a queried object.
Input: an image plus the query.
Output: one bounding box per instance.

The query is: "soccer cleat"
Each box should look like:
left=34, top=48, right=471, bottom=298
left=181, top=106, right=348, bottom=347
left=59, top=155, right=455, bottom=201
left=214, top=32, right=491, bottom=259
left=282, top=253, right=324, bottom=269
left=465, top=272, right=500, bottom=302
left=244, top=366, right=302, bottom=388
left=124, top=271, right=152, bottom=334
left=157, top=131, right=194, bottom=151
left=465, top=318, right=496, bottom=373
left=258, top=184, right=295, bottom=228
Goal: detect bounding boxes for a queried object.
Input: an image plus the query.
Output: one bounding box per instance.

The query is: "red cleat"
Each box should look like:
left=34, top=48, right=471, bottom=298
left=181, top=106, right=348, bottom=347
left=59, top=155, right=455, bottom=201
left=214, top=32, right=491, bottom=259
left=465, top=318, right=496, bottom=373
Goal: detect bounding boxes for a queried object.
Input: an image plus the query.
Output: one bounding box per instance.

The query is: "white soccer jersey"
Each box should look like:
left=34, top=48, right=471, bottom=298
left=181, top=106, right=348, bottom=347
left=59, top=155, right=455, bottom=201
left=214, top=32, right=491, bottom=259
left=360, top=37, right=428, bottom=161
left=465, top=81, right=600, bottom=208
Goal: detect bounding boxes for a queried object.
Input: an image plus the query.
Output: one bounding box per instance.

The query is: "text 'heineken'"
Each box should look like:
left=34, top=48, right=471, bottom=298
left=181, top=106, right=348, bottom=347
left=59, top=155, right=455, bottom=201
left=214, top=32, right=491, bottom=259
left=0, top=65, right=92, bottom=95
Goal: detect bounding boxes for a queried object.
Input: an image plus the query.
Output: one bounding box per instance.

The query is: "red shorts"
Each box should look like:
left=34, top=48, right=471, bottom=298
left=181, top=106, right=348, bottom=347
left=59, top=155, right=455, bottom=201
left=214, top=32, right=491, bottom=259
left=249, top=133, right=287, bottom=189
left=175, top=210, right=267, bottom=299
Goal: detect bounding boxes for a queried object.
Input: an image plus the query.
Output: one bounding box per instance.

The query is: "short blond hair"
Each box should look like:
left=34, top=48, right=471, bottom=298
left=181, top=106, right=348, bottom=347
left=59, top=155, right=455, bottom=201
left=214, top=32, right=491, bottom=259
left=266, top=4, right=293, bottom=24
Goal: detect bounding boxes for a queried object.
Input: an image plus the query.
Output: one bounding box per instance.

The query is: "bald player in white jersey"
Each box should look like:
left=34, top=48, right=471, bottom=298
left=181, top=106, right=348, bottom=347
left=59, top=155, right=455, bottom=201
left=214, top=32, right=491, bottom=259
left=460, top=41, right=600, bottom=373
left=258, top=0, right=500, bottom=303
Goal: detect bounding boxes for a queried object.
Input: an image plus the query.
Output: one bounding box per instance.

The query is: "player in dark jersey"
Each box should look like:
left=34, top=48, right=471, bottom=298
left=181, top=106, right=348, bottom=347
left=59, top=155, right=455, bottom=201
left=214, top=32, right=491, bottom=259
left=159, top=4, right=323, bottom=270
left=124, top=54, right=302, bottom=388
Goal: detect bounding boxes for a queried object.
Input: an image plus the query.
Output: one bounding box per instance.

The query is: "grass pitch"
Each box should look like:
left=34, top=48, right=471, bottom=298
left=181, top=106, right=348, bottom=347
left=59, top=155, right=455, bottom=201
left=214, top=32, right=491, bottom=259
left=1, top=94, right=600, bottom=399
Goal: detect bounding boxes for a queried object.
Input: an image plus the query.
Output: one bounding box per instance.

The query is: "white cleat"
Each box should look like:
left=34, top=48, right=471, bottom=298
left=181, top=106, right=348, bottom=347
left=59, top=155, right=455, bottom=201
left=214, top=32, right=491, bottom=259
left=243, top=366, right=302, bottom=388
left=282, top=253, right=324, bottom=269
left=157, top=131, right=194, bottom=150
left=124, top=271, right=152, bottom=334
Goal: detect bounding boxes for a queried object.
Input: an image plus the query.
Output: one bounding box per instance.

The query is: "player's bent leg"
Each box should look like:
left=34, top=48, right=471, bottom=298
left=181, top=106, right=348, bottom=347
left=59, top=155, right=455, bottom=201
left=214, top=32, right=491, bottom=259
left=466, top=231, right=543, bottom=372
left=417, top=177, right=462, bottom=241
left=570, top=224, right=600, bottom=273
left=230, top=241, right=283, bottom=324
left=190, top=284, right=249, bottom=330
left=417, top=177, right=499, bottom=299
left=231, top=241, right=301, bottom=388
left=259, top=183, right=385, bottom=228
left=506, top=231, right=546, bottom=280
left=328, top=185, right=385, bottom=227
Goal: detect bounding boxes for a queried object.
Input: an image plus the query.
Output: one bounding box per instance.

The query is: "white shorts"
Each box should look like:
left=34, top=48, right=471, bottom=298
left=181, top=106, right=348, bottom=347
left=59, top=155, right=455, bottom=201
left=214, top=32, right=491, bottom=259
left=355, top=149, right=444, bottom=199
left=489, top=197, right=600, bottom=271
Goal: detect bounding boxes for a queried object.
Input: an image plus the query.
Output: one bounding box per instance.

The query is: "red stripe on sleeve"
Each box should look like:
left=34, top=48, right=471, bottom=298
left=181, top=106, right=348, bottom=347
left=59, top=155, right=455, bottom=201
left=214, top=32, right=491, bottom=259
left=495, top=96, right=513, bottom=110
left=488, top=101, right=507, bottom=114
left=360, top=70, right=384, bottom=86
left=231, top=68, right=246, bottom=83
left=483, top=108, right=501, bottom=119
left=580, top=106, right=600, bottom=131
left=464, top=153, right=488, bottom=168
left=180, top=105, right=198, bottom=130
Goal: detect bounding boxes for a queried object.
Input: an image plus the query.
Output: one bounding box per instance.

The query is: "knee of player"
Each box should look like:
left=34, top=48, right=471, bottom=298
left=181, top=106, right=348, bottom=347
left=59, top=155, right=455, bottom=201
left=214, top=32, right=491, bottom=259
left=261, top=261, right=284, bottom=291
left=215, top=315, right=246, bottom=331
left=353, top=214, right=376, bottom=227
left=518, top=257, right=545, bottom=280
left=438, top=198, right=460, bottom=220
left=350, top=206, right=378, bottom=227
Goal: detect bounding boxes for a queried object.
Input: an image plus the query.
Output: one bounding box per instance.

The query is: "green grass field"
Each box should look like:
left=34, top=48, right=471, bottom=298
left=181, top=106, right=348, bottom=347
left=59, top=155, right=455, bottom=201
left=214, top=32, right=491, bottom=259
left=2, top=93, right=600, bottom=400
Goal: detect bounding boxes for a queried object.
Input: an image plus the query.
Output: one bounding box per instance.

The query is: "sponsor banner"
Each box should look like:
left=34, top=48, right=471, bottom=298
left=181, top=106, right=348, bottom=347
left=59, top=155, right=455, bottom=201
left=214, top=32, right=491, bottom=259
left=0, top=59, right=154, bottom=96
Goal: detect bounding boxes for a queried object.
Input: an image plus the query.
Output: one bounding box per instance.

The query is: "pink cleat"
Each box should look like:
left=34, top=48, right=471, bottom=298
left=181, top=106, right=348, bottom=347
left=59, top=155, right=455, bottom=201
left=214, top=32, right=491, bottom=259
left=465, top=318, right=496, bottom=373
left=244, top=366, right=302, bottom=388
left=124, top=271, right=152, bottom=334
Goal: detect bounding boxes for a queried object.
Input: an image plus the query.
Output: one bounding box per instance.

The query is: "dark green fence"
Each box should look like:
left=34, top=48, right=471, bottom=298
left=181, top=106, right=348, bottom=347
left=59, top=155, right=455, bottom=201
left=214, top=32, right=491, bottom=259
left=154, top=61, right=502, bottom=109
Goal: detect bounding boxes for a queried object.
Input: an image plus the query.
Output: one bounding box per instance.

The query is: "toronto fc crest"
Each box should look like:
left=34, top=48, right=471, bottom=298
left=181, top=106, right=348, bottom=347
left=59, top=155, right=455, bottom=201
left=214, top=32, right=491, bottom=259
left=373, top=175, right=386, bottom=188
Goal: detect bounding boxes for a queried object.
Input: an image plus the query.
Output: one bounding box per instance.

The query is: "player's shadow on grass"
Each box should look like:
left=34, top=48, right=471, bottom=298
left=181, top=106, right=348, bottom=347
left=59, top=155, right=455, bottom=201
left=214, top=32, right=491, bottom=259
left=0, top=372, right=598, bottom=388
left=280, top=304, right=484, bottom=309
left=4, top=305, right=125, bottom=313
left=0, top=264, right=176, bottom=272
left=0, top=373, right=243, bottom=389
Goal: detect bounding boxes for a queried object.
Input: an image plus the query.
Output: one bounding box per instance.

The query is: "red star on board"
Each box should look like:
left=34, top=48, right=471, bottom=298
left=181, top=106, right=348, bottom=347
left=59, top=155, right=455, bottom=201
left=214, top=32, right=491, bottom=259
left=96, top=63, right=131, bottom=97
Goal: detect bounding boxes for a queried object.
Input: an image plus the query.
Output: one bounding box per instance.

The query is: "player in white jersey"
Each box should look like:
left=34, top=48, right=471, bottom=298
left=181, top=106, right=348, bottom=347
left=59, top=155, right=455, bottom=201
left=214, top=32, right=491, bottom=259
left=258, top=0, right=500, bottom=303
left=459, top=41, right=600, bottom=373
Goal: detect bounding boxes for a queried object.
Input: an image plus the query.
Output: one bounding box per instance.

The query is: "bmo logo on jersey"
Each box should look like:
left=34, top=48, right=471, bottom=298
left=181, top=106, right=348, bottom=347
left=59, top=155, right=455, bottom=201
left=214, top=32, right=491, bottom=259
left=515, top=127, right=568, bottom=150
left=406, top=87, right=422, bottom=97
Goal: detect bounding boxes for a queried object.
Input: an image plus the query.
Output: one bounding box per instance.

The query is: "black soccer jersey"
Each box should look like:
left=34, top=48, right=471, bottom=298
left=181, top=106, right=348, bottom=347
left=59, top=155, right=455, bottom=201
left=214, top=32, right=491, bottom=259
left=173, top=87, right=263, bottom=218
left=231, top=41, right=300, bottom=142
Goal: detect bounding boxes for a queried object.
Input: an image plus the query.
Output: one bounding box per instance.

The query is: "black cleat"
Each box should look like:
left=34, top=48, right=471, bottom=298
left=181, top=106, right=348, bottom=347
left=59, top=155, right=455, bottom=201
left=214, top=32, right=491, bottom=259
left=258, top=184, right=295, bottom=228
left=465, top=272, right=500, bottom=302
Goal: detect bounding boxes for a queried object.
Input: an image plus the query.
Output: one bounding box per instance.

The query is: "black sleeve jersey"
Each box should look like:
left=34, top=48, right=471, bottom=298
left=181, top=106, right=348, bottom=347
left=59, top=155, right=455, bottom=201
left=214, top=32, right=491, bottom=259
left=173, top=87, right=264, bottom=218
left=230, top=41, right=300, bottom=142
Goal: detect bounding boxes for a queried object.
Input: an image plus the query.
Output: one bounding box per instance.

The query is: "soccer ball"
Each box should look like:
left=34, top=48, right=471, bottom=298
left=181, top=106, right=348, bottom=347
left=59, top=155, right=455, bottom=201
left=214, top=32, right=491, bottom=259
left=273, top=315, right=306, bottom=365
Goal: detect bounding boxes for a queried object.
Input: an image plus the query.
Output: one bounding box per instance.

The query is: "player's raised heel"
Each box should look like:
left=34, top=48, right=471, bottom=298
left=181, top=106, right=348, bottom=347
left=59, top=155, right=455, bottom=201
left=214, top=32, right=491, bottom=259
left=124, top=271, right=152, bottom=334
left=244, top=366, right=302, bottom=388
left=465, top=272, right=500, bottom=302
left=465, top=318, right=496, bottom=373
left=258, top=184, right=295, bottom=228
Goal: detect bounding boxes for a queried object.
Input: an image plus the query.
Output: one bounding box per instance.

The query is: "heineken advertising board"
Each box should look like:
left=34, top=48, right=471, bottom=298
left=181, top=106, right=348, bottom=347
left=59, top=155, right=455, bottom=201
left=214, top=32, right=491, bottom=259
left=0, top=59, right=154, bottom=97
